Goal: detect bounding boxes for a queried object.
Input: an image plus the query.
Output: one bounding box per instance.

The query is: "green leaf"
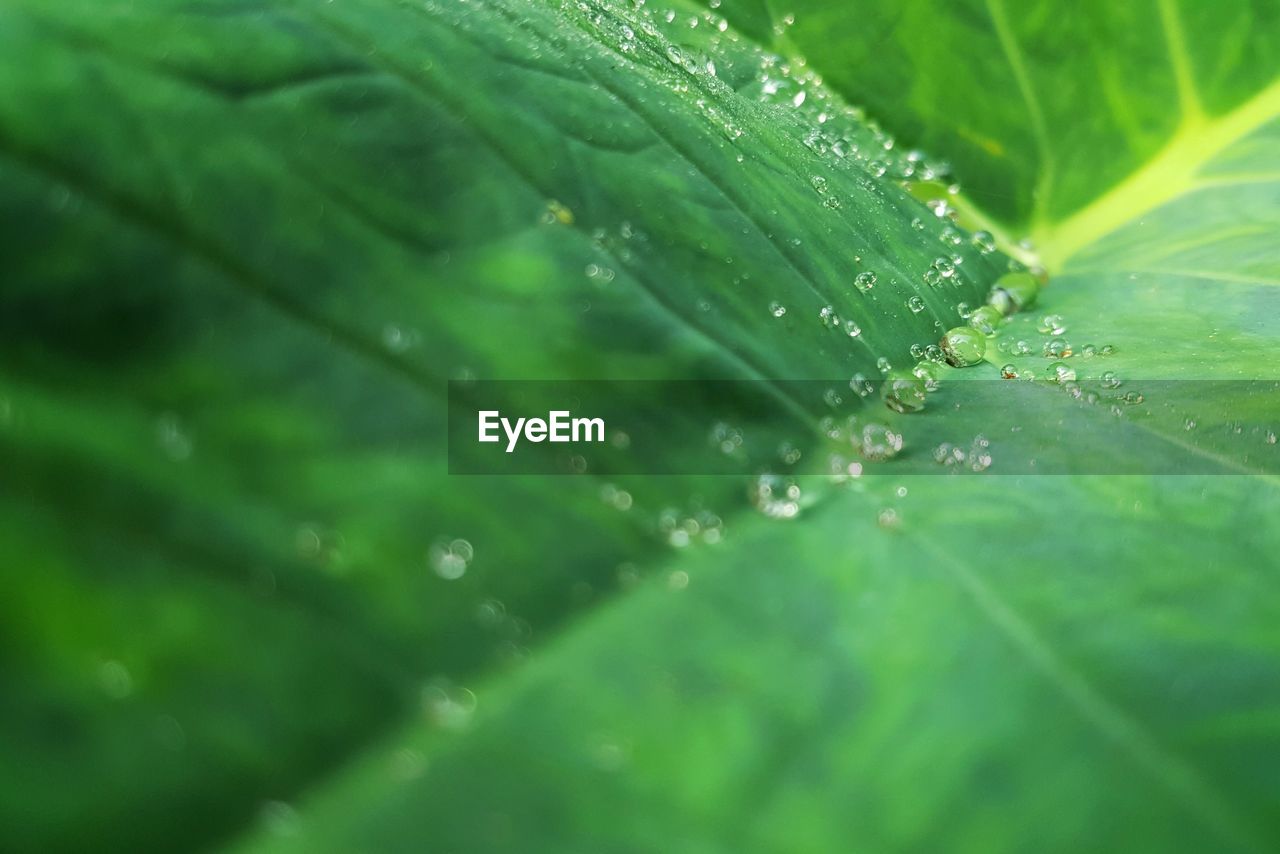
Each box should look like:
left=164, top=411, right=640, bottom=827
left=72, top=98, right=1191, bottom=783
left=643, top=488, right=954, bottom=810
left=731, top=0, right=1280, bottom=232
left=2, top=0, right=1278, bottom=852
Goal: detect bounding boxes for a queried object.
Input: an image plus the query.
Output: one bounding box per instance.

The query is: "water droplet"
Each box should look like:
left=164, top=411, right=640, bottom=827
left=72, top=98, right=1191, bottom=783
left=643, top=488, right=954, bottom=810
left=778, top=441, right=802, bottom=464
left=769, top=301, right=787, bottom=317
left=543, top=199, right=574, bottom=225
left=1047, top=362, right=1076, bottom=383
left=1038, top=314, right=1067, bottom=335
left=854, top=422, right=903, bottom=461
left=383, top=323, right=419, bottom=352
left=1043, top=339, right=1069, bottom=359
left=882, top=372, right=927, bottom=413
left=98, top=660, right=133, bottom=699
left=855, top=271, right=877, bottom=292
left=1000, top=363, right=1018, bottom=379
left=967, top=436, right=993, bottom=472
left=422, top=680, right=477, bottom=729
left=750, top=474, right=802, bottom=519
left=933, top=256, right=956, bottom=278
left=843, top=319, right=862, bottom=337
left=585, top=263, right=616, bottom=283
left=968, top=305, right=1003, bottom=335
left=1100, top=344, right=1117, bottom=356
left=988, top=271, right=1039, bottom=315
left=1100, top=371, right=1121, bottom=389
left=849, top=373, right=874, bottom=397
left=811, top=175, right=829, bottom=194
left=875, top=356, right=893, bottom=374
left=912, top=361, right=941, bottom=391
left=940, top=327, right=986, bottom=367
left=970, top=230, right=997, bottom=254
left=819, top=305, right=840, bottom=328
left=430, top=538, right=472, bottom=580
left=933, top=443, right=965, bottom=467
left=907, top=295, right=926, bottom=313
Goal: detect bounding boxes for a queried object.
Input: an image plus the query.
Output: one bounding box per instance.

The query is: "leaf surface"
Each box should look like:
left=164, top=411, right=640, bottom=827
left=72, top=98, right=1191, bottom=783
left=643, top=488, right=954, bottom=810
left=1, top=0, right=1278, bottom=852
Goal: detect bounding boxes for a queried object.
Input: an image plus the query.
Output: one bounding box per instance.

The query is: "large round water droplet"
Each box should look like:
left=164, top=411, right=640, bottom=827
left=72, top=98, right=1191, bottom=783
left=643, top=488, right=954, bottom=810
left=940, top=326, right=986, bottom=367
left=912, top=361, right=940, bottom=391
left=882, top=371, right=927, bottom=413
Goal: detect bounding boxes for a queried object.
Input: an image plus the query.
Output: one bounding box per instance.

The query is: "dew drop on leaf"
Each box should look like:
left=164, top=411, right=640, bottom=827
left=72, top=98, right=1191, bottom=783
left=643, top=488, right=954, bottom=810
left=1047, top=362, right=1076, bottom=383
left=969, top=305, right=1003, bottom=335
left=988, top=271, right=1040, bottom=315
left=970, top=230, right=997, bottom=254
left=882, top=371, right=927, bottom=413
left=855, top=422, right=904, bottom=461
left=940, top=326, right=986, bottom=367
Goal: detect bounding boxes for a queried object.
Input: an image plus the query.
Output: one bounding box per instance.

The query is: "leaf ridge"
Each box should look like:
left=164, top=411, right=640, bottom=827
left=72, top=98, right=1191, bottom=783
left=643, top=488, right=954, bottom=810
left=920, top=537, right=1269, bottom=853
left=985, top=0, right=1056, bottom=226
left=1033, top=77, right=1280, bottom=268
left=1157, top=0, right=1206, bottom=124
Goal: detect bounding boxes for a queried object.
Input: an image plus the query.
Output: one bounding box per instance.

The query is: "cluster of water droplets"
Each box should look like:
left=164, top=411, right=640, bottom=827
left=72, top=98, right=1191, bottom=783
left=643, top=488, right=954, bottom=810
left=657, top=505, right=726, bottom=547
left=749, top=472, right=804, bottom=518
left=548, top=6, right=1276, bottom=504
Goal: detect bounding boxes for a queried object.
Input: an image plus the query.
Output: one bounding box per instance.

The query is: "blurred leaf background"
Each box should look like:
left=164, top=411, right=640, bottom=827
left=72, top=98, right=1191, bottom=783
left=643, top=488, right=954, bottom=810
left=1, top=0, right=1278, bottom=851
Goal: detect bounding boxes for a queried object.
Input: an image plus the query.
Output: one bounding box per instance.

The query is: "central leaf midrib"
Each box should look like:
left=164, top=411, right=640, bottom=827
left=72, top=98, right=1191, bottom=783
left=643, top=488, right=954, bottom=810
left=1030, top=77, right=1280, bottom=270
